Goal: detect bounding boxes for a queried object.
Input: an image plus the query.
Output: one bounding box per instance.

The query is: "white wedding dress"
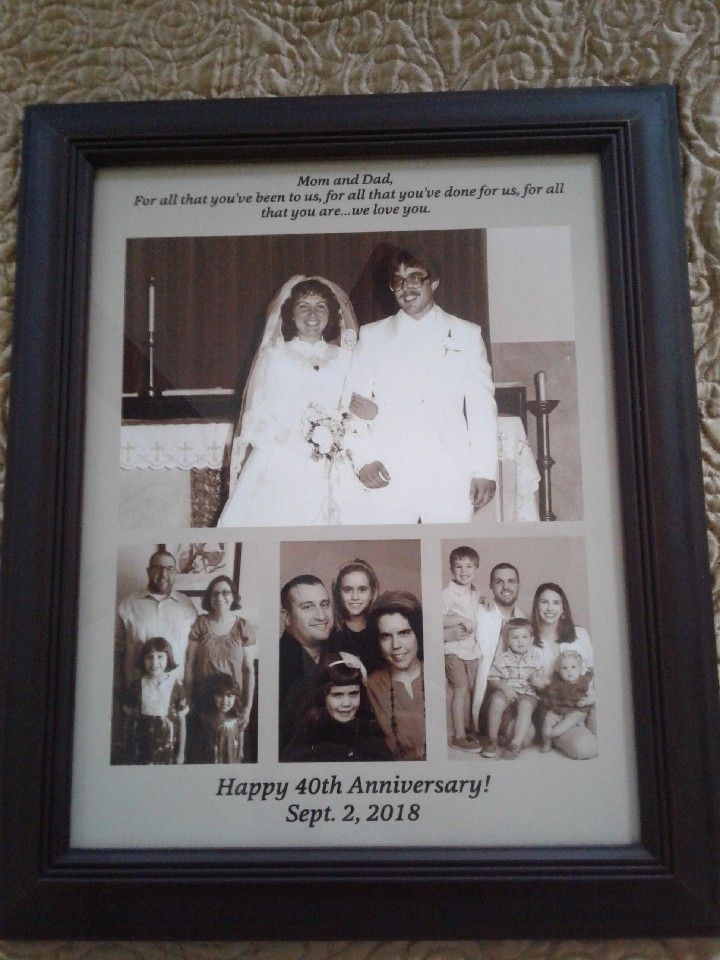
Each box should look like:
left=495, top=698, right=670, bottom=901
left=218, top=337, right=353, bottom=527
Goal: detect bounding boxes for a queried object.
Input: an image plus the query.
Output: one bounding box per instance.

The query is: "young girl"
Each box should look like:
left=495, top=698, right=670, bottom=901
left=123, top=637, right=188, bottom=765
left=196, top=672, right=246, bottom=764
left=331, top=559, right=382, bottom=672
left=540, top=650, right=597, bottom=756
left=281, top=654, right=392, bottom=762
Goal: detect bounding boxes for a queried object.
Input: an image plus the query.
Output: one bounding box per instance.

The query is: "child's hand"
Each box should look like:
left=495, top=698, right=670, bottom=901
left=477, top=594, right=491, bottom=611
left=502, top=680, right=519, bottom=702
left=459, top=616, right=475, bottom=634
left=445, top=623, right=470, bottom=643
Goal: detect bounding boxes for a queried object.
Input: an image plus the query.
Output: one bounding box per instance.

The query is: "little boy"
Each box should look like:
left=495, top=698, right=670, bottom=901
left=482, top=617, right=544, bottom=760
left=443, top=546, right=482, bottom=752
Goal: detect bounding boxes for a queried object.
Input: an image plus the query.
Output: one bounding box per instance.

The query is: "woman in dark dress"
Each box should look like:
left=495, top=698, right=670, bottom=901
left=281, top=654, right=392, bottom=762
left=331, top=559, right=382, bottom=673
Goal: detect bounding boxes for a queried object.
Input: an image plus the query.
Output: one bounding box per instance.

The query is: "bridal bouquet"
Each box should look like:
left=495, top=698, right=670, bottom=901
left=301, top=403, right=352, bottom=464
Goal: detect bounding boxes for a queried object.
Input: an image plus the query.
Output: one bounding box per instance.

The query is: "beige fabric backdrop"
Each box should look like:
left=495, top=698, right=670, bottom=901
left=1, top=1, right=719, bottom=956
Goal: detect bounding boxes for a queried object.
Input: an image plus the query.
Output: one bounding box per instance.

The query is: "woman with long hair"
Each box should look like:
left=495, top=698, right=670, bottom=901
left=331, top=558, right=382, bottom=672
left=531, top=582, right=597, bottom=759
left=366, top=591, right=426, bottom=761
left=531, top=582, right=593, bottom=674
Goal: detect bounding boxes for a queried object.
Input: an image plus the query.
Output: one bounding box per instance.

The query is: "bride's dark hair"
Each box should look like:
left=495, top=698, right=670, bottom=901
left=367, top=590, right=424, bottom=661
left=531, top=581, right=577, bottom=644
left=280, top=278, right=342, bottom=343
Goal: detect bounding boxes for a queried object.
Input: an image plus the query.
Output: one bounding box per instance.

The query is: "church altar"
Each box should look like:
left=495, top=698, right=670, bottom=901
left=120, top=417, right=539, bottom=527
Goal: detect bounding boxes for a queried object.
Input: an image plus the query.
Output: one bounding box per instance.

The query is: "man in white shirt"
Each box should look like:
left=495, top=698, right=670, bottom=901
left=112, top=549, right=197, bottom=762
left=116, top=550, right=197, bottom=687
left=344, top=246, right=497, bottom=523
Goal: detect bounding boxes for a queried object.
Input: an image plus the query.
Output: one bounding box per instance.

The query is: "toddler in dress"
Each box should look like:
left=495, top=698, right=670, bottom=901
left=196, top=672, right=246, bottom=764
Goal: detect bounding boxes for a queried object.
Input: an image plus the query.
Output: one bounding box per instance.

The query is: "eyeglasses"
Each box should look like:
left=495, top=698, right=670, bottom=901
left=389, top=272, right=429, bottom=292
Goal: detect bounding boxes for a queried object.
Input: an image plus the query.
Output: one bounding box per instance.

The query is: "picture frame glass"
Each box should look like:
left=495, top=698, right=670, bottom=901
left=69, top=153, right=639, bottom=850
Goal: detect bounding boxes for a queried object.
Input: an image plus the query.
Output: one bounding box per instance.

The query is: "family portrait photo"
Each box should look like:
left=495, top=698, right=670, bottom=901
left=441, top=536, right=597, bottom=762
left=278, top=539, right=424, bottom=763
left=120, top=226, right=582, bottom=529
left=111, top=541, right=259, bottom=766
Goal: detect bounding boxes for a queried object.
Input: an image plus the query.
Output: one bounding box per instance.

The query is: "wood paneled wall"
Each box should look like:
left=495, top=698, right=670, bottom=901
left=124, top=229, right=489, bottom=412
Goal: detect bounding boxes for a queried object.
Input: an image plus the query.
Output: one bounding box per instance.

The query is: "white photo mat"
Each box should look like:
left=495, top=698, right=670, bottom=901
left=70, top=155, right=638, bottom=849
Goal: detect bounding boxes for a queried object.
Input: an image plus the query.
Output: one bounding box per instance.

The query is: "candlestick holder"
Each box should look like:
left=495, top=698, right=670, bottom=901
left=141, top=275, right=160, bottom=399
left=138, top=339, right=162, bottom=398
left=526, top=398, right=559, bottom=521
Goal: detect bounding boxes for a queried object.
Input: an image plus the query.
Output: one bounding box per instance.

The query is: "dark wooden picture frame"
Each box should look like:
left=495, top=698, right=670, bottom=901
left=1, top=86, right=719, bottom=939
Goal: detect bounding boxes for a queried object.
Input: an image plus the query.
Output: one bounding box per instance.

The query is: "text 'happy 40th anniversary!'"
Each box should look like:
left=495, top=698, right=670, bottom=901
left=213, top=773, right=492, bottom=830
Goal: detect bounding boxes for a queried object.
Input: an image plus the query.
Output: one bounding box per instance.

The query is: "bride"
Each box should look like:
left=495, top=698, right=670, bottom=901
left=218, top=275, right=359, bottom=527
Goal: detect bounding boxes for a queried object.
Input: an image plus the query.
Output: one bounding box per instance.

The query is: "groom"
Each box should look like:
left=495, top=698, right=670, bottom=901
left=344, top=246, right=497, bottom=523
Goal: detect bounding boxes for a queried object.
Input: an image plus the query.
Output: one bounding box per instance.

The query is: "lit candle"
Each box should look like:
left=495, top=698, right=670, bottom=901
left=535, top=370, right=547, bottom=401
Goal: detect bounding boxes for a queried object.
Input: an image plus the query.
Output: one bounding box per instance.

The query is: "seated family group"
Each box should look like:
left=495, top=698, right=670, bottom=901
left=217, top=244, right=498, bottom=527
left=443, top=548, right=597, bottom=760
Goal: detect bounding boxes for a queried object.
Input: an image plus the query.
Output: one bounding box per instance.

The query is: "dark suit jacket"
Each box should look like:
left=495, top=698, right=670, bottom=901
left=278, top=631, right=332, bottom=753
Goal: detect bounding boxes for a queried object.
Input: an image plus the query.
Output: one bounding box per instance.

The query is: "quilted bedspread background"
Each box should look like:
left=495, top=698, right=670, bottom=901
left=1, top=1, right=719, bottom=957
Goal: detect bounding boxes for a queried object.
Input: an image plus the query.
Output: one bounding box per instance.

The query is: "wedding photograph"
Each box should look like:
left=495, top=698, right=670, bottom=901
left=111, top=540, right=259, bottom=766
left=440, top=536, right=597, bottom=762
left=120, top=225, right=582, bottom=529
left=278, top=538, right=424, bottom=762
left=66, top=150, right=641, bottom=858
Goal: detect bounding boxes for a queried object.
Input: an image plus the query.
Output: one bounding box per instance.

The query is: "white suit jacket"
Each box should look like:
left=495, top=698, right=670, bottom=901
left=344, top=305, right=498, bottom=481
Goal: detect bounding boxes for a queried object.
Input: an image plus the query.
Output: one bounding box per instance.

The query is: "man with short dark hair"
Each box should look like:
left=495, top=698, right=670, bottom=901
left=471, top=562, right=526, bottom=729
left=278, top=574, right=334, bottom=752
left=113, top=549, right=197, bottom=763
left=344, top=246, right=497, bottom=523
left=117, top=550, right=197, bottom=687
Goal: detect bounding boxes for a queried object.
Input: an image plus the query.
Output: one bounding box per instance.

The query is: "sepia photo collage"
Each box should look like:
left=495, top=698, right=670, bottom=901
left=112, top=220, right=594, bottom=771
left=71, top=156, right=638, bottom=850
